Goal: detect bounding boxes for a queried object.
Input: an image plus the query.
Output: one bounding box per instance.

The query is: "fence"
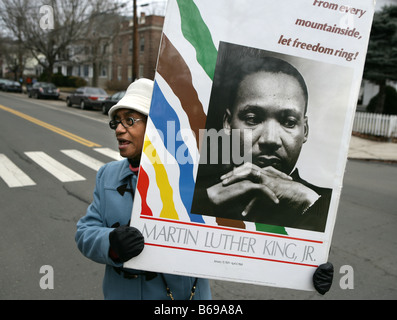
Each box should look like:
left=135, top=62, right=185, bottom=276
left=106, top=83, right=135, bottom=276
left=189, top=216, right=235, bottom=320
left=353, top=112, right=397, bottom=138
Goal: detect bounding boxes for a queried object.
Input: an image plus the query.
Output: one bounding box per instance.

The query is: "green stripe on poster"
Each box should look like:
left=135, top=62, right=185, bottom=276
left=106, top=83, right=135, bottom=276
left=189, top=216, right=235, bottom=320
left=176, top=0, right=218, bottom=79
left=256, top=223, right=288, bottom=235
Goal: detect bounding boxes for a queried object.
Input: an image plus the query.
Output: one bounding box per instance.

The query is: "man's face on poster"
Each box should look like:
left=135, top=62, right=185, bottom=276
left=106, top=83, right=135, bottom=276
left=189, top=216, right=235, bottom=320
left=224, top=71, right=309, bottom=175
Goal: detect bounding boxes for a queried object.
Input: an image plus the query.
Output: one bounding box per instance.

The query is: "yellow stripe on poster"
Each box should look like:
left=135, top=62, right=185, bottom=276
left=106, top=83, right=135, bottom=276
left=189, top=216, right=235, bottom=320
left=0, top=104, right=101, bottom=148
left=143, top=135, right=179, bottom=220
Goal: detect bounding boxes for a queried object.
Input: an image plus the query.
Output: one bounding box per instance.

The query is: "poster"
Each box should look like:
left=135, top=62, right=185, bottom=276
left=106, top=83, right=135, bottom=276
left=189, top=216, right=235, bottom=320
left=125, top=0, right=375, bottom=291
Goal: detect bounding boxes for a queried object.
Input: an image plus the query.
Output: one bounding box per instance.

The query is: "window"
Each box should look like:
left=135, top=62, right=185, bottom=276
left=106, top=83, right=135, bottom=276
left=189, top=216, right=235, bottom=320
left=129, top=39, right=133, bottom=54
left=86, top=87, right=107, bottom=95
left=139, top=64, right=144, bottom=78
left=128, top=66, right=132, bottom=82
left=100, top=65, right=107, bottom=77
left=84, top=65, right=89, bottom=77
left=118, top=40, right=123, bottom=55
left=117, top=66, right=122, bottom=81
left=140, top=37, right=145, bottom=53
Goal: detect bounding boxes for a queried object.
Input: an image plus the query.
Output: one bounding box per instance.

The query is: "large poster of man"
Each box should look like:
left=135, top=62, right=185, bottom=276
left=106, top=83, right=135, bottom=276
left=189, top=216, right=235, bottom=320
left=191, top=43, right=337, bottom=233
left=126, top=0, right=375, bottom=291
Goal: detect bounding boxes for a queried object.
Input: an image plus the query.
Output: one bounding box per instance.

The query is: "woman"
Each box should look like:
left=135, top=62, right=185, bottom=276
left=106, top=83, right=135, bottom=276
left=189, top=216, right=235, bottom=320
left=75, top=78, right=212, bottom=300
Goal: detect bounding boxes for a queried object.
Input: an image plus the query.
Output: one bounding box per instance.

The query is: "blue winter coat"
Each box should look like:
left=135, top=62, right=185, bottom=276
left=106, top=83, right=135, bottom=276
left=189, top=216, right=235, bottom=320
left=75, top=159, right=212, bottom=300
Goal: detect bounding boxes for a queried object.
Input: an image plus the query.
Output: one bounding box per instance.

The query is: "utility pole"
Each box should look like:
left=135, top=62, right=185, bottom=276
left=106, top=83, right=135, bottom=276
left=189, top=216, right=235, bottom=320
left=132, top=0, right=138, bottom=81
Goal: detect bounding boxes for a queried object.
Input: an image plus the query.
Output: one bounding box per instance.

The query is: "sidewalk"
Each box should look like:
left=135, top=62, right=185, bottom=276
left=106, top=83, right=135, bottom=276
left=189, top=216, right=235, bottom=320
left=348, top=135, right=397, bottom=162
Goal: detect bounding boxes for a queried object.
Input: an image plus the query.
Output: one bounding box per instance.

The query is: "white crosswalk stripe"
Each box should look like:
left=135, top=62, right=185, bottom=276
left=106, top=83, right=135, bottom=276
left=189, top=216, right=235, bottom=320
left=25, top=151, right=86, bottom=183
left=61, top=149, right=105, bottom=171
left=94, top=147, right=122, bottom=161
left=0, top=154, right=36, bottom=188
left=0, top=149, right=121, bottom=188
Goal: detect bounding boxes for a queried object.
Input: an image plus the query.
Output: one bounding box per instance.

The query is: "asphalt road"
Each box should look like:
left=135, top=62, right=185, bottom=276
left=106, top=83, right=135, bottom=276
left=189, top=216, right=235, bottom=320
left=0, top=92, right=396, bottom=300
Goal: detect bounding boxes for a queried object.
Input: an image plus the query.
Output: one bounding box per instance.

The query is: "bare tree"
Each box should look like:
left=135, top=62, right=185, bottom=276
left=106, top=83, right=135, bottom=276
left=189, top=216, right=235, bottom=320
left=78, top=1, right=124, bottom=87
left=1, top=0, right=119, bottom=81
left=0, top=35, right=28, bottom=80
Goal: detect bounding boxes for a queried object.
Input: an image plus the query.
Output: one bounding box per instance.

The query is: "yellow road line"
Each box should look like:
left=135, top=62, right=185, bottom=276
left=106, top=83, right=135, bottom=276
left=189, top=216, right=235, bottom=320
left=0, top=104, right=102, bottom=148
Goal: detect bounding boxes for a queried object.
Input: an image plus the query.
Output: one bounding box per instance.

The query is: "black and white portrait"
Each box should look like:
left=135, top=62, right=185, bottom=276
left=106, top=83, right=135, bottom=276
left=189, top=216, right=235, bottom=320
left=190, top=42, right=347, bottom=233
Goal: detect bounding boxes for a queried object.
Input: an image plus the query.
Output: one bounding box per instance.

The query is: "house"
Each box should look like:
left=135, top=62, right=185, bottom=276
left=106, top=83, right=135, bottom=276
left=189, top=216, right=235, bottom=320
left=358, top=79, right=397, bottom=112
left=111, top=13, right=164, bottom=85
left=52, top=13, right=164, bottom=89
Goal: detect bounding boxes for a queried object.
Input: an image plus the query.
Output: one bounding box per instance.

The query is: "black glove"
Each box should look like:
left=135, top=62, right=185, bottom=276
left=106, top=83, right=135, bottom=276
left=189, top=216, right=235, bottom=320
left=313, top=262, right=334, bottom=295
left=109, top=225, right=145, bottom=262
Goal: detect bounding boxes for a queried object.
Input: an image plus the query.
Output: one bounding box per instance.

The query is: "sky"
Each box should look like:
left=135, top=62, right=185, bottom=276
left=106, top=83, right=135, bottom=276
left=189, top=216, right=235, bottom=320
left=116, top=0, right=168, bottom=16
left=126, top=0, right=395, bottom=16
left=128, top=0, right=396, bottom=13
left=114, top=0, right=397, bottom=18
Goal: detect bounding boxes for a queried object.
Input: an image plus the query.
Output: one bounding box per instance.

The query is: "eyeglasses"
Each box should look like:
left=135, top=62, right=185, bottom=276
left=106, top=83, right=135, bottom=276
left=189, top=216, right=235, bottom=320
left=109, top=117, right=144, bottom=130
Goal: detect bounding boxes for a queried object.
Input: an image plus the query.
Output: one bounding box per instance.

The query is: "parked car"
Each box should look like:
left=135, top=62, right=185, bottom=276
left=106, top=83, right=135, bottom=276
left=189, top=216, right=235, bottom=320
left=66, top=87, right=108, bottom=110
left=28, top=82, right=60, bottom=99
left=2, top=80, right=22, bottom=93
left=0, top=79, right=9, bottom=91
left=102, top=90, right=126, bottom=115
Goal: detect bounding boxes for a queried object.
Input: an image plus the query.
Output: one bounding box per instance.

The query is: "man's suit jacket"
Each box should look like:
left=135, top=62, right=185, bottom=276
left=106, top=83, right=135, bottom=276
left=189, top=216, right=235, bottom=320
left=191, top=164, right=332, bottom=233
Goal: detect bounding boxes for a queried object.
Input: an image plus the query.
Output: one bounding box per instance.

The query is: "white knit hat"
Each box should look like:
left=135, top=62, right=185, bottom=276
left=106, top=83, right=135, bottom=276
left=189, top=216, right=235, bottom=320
left=108, top=78, right=154, bottom=119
